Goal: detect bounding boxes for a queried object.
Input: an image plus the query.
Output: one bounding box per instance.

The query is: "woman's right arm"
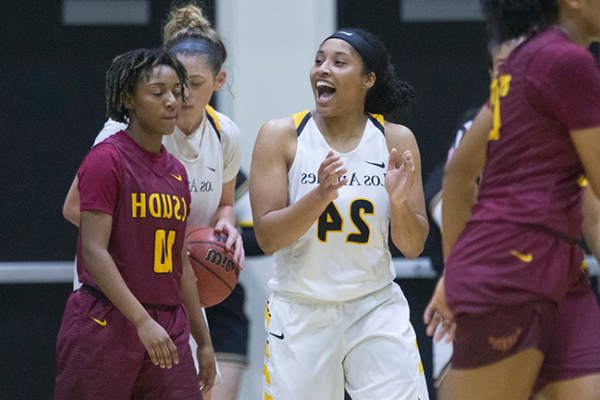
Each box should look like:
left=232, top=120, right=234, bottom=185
left=63, top=119, right=126, bottom=228
left=249, top=118, right=347, bottom=255
left=582, top=186, right=600, bottom=262
left=424, top=105, right=491, bottom=342
left=63, top=176, right=80, bottom=227
left=441, top=106, right=491, bottom=261
left=572, top=126, right=600, bottom=200
left=81, top=209, right=180, bottom=369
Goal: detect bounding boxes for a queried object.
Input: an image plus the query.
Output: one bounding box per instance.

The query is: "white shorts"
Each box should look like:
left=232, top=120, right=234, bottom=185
left=262, top=283, right=429, bottom=400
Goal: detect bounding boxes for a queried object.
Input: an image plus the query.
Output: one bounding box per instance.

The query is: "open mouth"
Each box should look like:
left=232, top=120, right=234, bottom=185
left=316, top=81, right=336, bottom=102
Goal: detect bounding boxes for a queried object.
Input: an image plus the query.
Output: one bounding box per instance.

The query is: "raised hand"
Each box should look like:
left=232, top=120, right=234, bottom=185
left=316, top=150, right=348, bottom=202
left=385, top=149, right=415, bottom=205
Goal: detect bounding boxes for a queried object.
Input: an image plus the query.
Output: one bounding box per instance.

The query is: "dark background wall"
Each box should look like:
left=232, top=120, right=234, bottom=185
left=338, top=0, right=491, bottom=181
left=1, top=0, right=215, bottom=263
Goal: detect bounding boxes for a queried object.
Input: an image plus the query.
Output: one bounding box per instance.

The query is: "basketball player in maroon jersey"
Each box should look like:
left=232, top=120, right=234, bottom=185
left=424, top=1, right=600, bottom=399
left=54, top=48, right=214, bottom=399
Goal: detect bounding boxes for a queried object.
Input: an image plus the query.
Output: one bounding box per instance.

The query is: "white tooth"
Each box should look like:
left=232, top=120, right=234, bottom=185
left=317, top=81, right=335, bottom=89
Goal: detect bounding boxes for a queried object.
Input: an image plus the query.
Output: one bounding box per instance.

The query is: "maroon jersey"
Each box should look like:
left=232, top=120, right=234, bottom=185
left=76, top=131, right=191, bottom=306
left=472, top=28, right=600, bottom=237
left=446, top=29, right=600, bottom=314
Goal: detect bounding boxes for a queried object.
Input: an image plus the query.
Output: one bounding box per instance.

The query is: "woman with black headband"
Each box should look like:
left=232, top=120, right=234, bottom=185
left=250, top=28, right=430, bottom=400
left=62, top=3, right=248, bottom=399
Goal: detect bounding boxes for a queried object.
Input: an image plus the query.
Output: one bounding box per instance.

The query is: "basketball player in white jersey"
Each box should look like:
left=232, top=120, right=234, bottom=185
left=250, top=28, right=430, bottom=400
left=62, top=4, right=247, bottom=398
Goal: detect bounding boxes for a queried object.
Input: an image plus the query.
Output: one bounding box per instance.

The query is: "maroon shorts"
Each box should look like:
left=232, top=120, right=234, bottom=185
left=54, top=289, right=202, bottom=400
left=452, top=282, right=600, bottom=391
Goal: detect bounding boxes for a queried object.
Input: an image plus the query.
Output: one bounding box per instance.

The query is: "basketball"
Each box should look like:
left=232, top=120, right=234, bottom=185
left=186, top=225, right=240, bottom=307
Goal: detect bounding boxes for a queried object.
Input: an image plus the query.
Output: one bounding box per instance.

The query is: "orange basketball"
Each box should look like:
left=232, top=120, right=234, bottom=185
left=185, top=225, right=240, bottom=307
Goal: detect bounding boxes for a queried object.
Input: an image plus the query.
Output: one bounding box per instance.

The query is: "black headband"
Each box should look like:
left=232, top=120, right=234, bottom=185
left=325, top=30, right=378, bottom=71
left=167, top=38, right=223, bottom=65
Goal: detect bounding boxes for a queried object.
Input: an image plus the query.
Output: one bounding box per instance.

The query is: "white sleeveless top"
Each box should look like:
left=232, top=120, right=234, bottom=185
left=269, top=110, right=396, bottom=302
left=94, top=106, right=241, bottom=227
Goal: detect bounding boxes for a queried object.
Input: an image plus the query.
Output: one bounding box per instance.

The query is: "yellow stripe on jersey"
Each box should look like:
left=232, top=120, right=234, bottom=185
left=578, top=175, right=589, bottom=187
left=370, top=113, right=385, bottom=127
left=415, top=338, right=424, bottom=374
left=292, top=110, right=311, bottom=129
left=263, top=364, right=272, bottom=385
left=265, top=301, right=271, bottom=329
left=205, top=105, right=220, bottom=132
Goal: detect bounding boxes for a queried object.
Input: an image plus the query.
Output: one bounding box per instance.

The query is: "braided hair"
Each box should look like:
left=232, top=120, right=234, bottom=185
left=105, top=48, right=188, bottom=123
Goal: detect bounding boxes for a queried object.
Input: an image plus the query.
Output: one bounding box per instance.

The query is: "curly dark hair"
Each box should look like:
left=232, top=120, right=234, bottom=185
left=105, top=48, right=188, bottom=123
left=480, top=0, right=559, bottom=43
left=340, top=28, right=416, bottom=123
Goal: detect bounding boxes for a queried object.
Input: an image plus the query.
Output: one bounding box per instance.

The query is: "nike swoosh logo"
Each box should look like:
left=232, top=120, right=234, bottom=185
left=510, top=250, right=532, bottom=263
left=170, top=173, right=182, bottom=181
left=91, top=317, right=107, bottom=326
left=207, top=167, right=216, bottom=172
left=269, top=332, right=284, bottom=340
left=365, top=160, right=385, bottom=169
left=338, top=31, right=353, bottom=36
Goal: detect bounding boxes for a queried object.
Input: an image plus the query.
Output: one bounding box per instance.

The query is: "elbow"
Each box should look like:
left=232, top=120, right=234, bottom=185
left=402, top=246, right=425, bottom=260
left=253, top=227, right=277, bottom=256
left=63, top=205, right=80, bottom=227
left=391, top=228, right=428, bottom=260
left=256, top=236, right=277, bottom=256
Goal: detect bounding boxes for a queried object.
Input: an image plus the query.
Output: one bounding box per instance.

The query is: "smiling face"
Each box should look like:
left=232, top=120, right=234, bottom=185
left=310, top=38, right=375, bottom=117
left=126, top=64, right=183, bottom=137
left=176, top=54, right=225, bottom=134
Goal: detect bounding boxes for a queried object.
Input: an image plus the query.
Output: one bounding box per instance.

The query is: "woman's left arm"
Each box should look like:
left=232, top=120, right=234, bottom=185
left=385, top=124, right=429, bottom=260
left=211, top=177, right=245, bottom=268
left=181, top=242, right=216, bottom=393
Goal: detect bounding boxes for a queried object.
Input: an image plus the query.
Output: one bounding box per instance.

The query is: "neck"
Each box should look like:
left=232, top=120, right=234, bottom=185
left=177, top=109, right=204, bottom=136
left=126, top=120, right=163, bottom=154
left=557, top=16, right=593, bottom=48
left=313, top=108, right=369, bottom=150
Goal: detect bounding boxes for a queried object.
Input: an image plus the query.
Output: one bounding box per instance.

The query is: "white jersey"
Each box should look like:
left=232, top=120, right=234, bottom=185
left=270, top=110, right=396, bottom=302
left=94, top=106, right=241, bottom=227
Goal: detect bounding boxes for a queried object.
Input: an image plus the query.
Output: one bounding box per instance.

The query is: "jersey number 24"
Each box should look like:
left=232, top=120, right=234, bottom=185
left=317, top=199, right=374, bottom=244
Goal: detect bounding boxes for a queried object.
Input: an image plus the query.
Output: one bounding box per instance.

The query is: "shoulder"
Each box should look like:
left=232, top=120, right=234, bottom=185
left=213, top=110, right=241, bottom=163
left=259, top=115, right=298, bottom=139
left=384, top=122, right=417, bottom=150
left=527, top=33, right=596, bottom=77
left=80, top=142, right=121, bottom=179
left=255, top=115, right=299, bottom=166
left=214, top=110, right=241, bottom=142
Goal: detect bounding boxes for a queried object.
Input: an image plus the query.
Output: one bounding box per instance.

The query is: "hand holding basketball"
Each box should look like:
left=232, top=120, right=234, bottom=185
left=186, top=226, right=241, bottom=308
